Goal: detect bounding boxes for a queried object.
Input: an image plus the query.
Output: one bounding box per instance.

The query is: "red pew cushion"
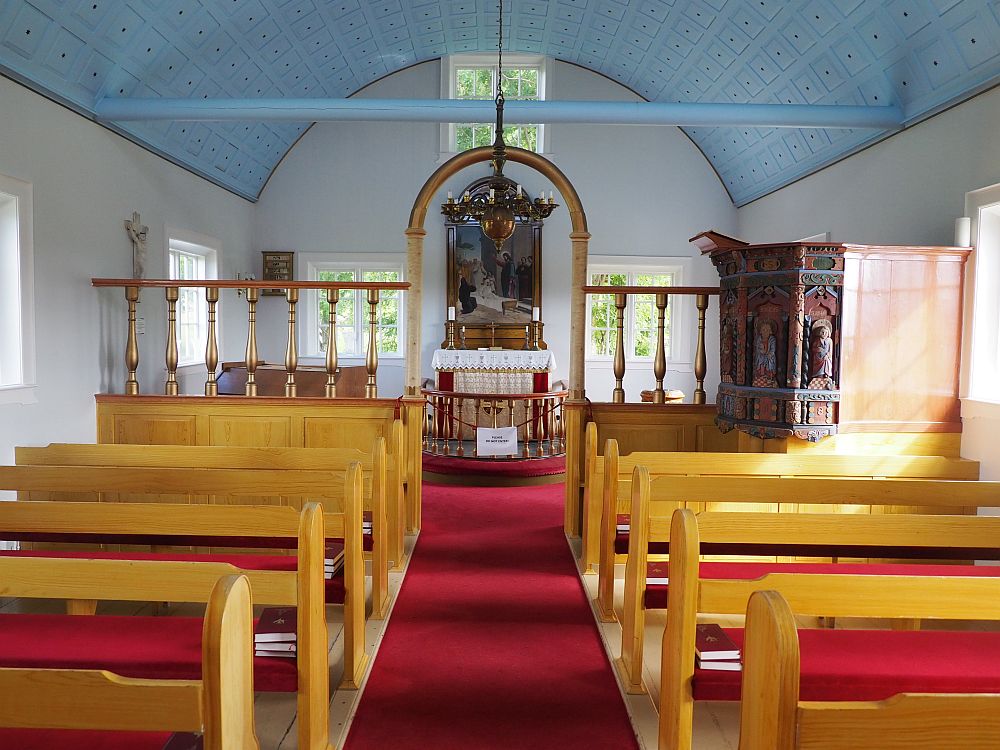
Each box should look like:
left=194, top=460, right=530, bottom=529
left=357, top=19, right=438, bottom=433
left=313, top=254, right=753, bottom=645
left=0, top=614, right=297, bottom=693
left=0, top=729, right=182, bottom=749
left=0, top=550, right=346, bottom=604
left=693, top=627, right=1000, bottom=702
left=642, top=560, right=1000, bottom=609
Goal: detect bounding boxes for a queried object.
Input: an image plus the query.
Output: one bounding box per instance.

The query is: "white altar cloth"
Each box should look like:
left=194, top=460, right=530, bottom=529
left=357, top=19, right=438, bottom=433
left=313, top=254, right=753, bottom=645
left=431, top=349, right=556, bottom=372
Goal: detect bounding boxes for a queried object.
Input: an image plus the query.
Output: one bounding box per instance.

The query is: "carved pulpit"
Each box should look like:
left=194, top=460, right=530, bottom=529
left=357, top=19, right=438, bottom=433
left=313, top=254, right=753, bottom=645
left=692, top=231, right=970, bottom=442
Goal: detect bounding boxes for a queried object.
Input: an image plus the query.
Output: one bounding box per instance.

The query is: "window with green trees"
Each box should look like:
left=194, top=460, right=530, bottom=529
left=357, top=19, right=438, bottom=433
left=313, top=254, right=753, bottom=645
left=312, top=266, right=402, bottom=357
left=587, top=270, right=676, bottom=359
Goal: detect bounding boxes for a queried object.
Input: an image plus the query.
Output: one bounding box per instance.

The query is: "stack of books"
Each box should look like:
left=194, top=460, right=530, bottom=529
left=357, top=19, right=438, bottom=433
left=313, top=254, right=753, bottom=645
left=645, top=561, right=669, bottom=585
left=615, top=519, right=630, bottom=535
left=325, top=541, right=345, bottom=579
left=695, top=623, right=741, bottom=671
left=254, top=607, right=297, bottom=659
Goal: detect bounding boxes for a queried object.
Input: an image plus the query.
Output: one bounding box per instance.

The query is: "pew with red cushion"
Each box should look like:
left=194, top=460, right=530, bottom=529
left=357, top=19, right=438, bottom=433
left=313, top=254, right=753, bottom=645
left=0, top=462, right=369, bottom=750
left=616, top=467, right=1000, bottom=695
left=737, top=589, right=1000, bottom=750
left=657, top=505, right=1000, bottom=750
left=0, top=573, right=257, bottom=750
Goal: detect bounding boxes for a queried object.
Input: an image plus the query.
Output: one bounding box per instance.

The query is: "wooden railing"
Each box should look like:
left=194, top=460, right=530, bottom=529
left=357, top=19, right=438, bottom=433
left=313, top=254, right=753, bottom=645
left=93, top=279, right=410, bottom=398
left=421, top=388, right=568, bottom=458
left=581, top=285, right=718, bottom=404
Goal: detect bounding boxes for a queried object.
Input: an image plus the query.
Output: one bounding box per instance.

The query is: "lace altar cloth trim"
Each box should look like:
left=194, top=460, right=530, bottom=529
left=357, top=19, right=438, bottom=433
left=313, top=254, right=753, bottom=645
left=431, top=349, right=556, bottom=372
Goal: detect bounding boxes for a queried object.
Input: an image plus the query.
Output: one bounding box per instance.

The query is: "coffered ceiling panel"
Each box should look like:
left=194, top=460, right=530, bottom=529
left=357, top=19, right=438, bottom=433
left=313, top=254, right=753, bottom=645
left=0, top=0, right=997, bottom=204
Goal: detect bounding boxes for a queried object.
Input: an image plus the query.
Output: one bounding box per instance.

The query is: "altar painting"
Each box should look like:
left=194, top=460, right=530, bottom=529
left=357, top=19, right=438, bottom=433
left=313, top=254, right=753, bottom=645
left=453, top=223, right=537, bottom=326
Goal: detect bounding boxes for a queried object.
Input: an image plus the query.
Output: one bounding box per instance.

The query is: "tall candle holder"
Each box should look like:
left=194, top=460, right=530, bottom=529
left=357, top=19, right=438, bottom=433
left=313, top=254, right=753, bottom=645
left=531, top=321, right=543, bottom=351
left=522, top=325, right=531, bottom=350
left=445, top=321, right=457, bottom=350
left=459, top=325, right=467, bottom=349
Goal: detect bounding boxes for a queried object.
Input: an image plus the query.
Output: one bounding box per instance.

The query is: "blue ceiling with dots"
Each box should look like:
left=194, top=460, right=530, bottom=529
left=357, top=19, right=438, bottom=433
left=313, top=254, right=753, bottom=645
left=0, top=1, right=998, bottom=205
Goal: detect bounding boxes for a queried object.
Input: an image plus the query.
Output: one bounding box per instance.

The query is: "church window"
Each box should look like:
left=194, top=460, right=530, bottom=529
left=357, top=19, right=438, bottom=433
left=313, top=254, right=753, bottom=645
left=307, top=262, right=403, bottom=358
left=167, top=232, right=219, bottom=367
left=966, top=184, right=1000, bottom=404
left=0, top=173, right=35, bottom=404
left=443, top=54, right=548, bottom=154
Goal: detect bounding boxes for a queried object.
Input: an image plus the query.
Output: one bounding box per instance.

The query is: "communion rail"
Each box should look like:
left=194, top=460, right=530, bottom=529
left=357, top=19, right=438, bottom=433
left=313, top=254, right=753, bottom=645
left=581, top=285, right=718, bottom=404
left=421, top=387, right=568, bottom=458
left=93, top=278, right=410, bottom=398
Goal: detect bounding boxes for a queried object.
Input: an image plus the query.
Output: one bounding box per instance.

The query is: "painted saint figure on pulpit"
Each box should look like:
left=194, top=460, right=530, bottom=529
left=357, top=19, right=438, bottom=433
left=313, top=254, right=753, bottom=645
left=752, top=319, right=777, bottom=387
left=808, top=318, right=835, bottom=388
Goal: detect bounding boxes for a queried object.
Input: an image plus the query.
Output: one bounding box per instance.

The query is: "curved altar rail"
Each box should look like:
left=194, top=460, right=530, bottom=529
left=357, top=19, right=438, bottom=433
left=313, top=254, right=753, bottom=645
left=93, top=278, right=410, bottom=398
left=421, top=387, right=569, bottom=459
left=581, top=285, right=718, bottom=404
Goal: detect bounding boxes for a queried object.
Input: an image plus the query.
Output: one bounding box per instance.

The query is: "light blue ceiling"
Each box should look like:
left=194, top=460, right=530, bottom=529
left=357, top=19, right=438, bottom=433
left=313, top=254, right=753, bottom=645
left=1, top=1, right=998, bottom=205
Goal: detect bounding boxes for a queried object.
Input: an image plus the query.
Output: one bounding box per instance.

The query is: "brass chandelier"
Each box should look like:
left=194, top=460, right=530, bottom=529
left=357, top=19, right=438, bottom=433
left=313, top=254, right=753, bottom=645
left=441, top=0, right=558, bottom=253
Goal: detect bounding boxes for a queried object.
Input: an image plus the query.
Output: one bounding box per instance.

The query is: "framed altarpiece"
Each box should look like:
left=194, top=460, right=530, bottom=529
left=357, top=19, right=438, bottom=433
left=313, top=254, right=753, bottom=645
left=444, top=176, right=546, bottom=351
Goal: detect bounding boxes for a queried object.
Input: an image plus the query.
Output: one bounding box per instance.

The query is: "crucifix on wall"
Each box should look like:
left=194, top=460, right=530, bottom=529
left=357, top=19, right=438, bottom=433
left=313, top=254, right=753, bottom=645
left=124, top=210, right=148, bottom=279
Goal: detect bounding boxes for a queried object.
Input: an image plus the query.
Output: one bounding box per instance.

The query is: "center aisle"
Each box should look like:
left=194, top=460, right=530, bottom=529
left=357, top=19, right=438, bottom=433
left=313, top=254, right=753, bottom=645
left=344, top=481, right=639, bottom=750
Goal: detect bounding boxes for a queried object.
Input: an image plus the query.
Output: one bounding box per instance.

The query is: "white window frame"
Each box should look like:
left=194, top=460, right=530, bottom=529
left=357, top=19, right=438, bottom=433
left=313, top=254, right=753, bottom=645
left=0, top=173, right=36, bottom=405
left=303, top=255, right=405, bottom=360
left=962, top=184, right=1000, bottom=416
left=165, top=228, right=220, bottom=369
left=585, top=256, right=693, bottom=367
left=440, top=53, right=549, bottom=157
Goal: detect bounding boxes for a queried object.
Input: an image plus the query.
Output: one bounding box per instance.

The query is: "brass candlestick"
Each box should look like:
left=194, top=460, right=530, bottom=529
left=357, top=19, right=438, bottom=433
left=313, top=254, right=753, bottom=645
left=446, top=320, right=457, bottom=350
left=522, top=325, right=531, bottom=350
left=531, top=320, right=543, bottom=351
left=459, top=325, right=467, bottom=349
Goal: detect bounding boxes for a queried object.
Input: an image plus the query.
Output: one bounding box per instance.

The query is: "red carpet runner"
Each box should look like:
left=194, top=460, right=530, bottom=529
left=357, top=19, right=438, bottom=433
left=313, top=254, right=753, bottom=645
left=344, top=482, right=639, bottom=750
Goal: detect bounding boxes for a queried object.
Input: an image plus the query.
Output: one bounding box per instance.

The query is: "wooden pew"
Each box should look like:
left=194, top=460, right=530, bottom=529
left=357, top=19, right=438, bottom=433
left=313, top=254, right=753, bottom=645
left=739, top=589, right=1000, bottom=750
left=589, top=426, right=980, bottom=618
left=0, top=573, right=258, bottom=750
left=658, top=504, right=1000, bottom=750
left=0, top=464, right=368, bottom=750
left=15, top=439, right=398, bottom=619
left=625, top=471, right=1000, bottom=695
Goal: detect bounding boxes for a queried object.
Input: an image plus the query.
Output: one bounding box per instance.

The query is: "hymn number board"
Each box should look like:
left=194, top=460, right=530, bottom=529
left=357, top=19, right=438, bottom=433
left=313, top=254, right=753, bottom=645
left=262, top=251, right=294, bottom=296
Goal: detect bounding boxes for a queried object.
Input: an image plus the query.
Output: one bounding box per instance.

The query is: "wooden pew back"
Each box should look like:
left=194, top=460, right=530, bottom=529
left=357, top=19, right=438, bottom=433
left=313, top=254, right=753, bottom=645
left=15, top=440, right=396, bottom=616
left=739, top=589, right=1000, bottom=750
left=0, top=573, right=258, bottom=749
left=583, top=429, right=979, bottom=574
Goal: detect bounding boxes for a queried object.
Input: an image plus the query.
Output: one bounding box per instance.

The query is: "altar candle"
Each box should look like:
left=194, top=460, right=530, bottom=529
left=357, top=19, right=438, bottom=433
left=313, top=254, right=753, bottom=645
left=532, top=306, right=540, bottom=321
left=448, top=306, right=456, bottom=321
left=955, top=217, right=972, bottom=247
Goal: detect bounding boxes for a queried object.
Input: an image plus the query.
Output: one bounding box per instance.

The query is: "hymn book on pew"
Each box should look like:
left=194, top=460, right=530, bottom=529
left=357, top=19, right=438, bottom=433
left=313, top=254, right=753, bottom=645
left=325, top=540, right=346, bottom=579
left=256, top=607, right=297, bottom=658
left=646, top=562, right=668, bottom=585
left=695, top=624, right=741, bottom=671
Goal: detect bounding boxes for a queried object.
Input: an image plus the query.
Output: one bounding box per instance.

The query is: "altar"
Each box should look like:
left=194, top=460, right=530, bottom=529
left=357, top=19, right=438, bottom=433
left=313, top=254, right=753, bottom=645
left=432, top=349, right=556, bottom=394
left=431, top=349, right=557, bottom=435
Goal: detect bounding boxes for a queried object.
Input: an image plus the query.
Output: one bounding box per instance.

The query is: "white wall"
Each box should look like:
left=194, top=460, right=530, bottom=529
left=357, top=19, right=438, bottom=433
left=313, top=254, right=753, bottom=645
left=0, top=76, right=254, bottom=465
left=254, top=60, right=738, bottom=400
left=738, top=85, right=1000, bottom=475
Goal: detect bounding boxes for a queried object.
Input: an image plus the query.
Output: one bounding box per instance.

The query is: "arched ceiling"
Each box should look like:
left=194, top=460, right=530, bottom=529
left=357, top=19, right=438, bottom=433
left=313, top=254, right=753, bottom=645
left=1, top=1, right=997, bottom=205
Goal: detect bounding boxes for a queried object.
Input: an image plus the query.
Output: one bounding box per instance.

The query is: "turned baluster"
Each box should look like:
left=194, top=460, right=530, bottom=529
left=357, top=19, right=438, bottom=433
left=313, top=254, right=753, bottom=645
left=164, top=287, right=179, bottom=396
left=244, top=287, right=259, bottom=397
left=325, top=289, right=339, bottom=398
left=694, top=293, right=709, bottom=405
left=653, top=292, right=669, bottom=403
left=204, top=287, right=220, bottom=396
left=124, top=286, right=140, bottom=395
left=365, top=288, right=379, bottom=398
left=612, top=292, right=627, bottom=404
left=508, top=398, right=515, bottom=458
left=547, top=398, right=556, bottom=455
left=456, top=397, right=465, bottom=457
left=523, top=398, right=531, bottom=457
left=473, top=398, right=481, bottom=457
left=284, top=288, right=299, bottom=397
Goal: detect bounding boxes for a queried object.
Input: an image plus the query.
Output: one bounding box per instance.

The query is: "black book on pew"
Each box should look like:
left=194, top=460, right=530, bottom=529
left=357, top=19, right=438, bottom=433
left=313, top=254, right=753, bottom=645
left=161, top=733, right=203, bottom=750
left=255, top=607, right=296, bottom=644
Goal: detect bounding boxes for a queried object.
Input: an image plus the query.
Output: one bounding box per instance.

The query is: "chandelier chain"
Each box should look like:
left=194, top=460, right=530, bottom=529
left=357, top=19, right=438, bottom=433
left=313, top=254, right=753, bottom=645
left=496, top=0, right=505, bottom=104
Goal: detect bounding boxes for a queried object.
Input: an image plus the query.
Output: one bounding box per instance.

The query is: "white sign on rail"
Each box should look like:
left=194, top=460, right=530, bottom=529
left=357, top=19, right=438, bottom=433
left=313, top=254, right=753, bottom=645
left=476, top=426, right=518, bottom=457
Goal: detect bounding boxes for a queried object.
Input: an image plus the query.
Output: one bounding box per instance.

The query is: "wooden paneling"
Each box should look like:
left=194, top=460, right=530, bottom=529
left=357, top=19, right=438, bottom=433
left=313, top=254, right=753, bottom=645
left=208, top=416, right=291, bottom=447
left=303, top=417, right=387, bottom=450
left=113, top=415, right=197, bottom=445
left=840, top=249, right=966, bottom=431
